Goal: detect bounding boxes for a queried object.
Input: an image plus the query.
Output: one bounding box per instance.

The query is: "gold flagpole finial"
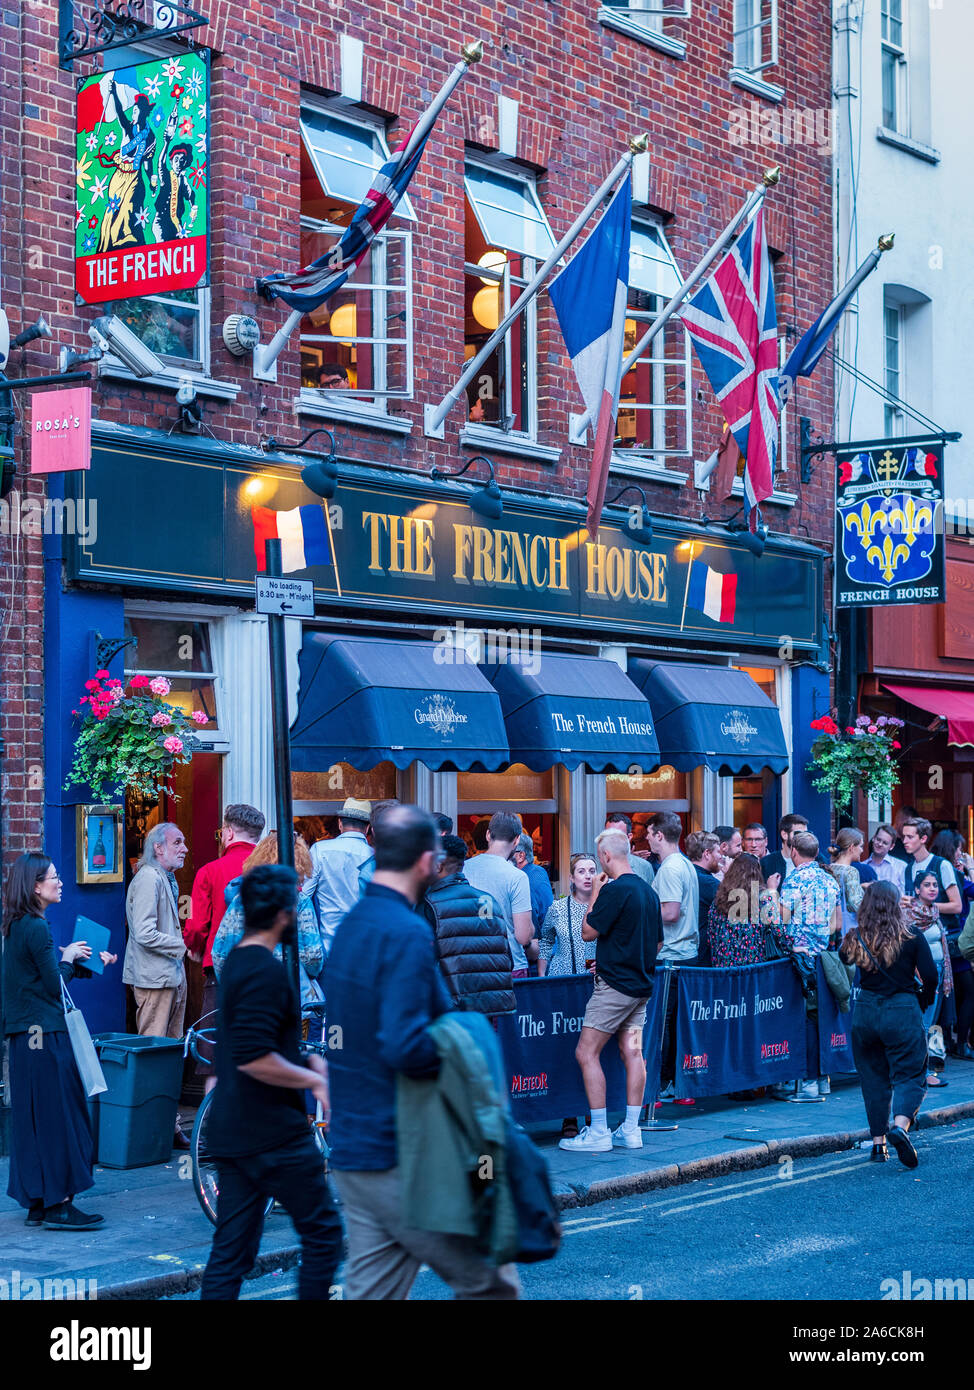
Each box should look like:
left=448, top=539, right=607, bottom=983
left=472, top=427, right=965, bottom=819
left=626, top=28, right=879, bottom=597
left=762, top=165, right=781, bottom=186
left=878, top=232, right=895, bottom=252
left=628, top=132, right=649, bottom=154
left=461, top=39, right=485, bottom=64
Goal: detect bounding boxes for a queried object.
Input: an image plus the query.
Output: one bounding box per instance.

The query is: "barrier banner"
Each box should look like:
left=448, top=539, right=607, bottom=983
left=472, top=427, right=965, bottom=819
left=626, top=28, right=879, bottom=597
left=816, top=958, right=859, bottom=1074
left=496, top=975, right=664, bottom=1123
left=675, top=961, right=807, bottom=1098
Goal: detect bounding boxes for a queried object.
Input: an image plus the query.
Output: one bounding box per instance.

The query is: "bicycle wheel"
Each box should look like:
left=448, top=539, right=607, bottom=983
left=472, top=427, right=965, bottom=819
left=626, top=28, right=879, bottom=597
left=190, top=1091, right=274, bottom=1225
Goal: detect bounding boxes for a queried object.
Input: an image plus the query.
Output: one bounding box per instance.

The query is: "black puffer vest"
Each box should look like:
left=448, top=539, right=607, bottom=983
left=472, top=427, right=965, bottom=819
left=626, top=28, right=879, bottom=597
left=422, top=872, right=516, bottom=1016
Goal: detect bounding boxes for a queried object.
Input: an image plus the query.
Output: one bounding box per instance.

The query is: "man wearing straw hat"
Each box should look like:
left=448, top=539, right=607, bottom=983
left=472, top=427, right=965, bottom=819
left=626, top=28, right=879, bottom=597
left=308, top=797, right=374, bottom=954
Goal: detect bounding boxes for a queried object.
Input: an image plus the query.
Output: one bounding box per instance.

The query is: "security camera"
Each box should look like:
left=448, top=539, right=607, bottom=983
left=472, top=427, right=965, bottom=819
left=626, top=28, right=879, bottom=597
left=90, top=315, right=166, bottom=379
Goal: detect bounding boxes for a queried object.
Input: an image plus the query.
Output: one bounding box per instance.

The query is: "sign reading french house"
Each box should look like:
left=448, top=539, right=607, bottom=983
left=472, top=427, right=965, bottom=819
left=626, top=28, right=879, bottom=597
left=75, top=54, right=209, bottom=304
left=835, top=442, right=945, bottom=608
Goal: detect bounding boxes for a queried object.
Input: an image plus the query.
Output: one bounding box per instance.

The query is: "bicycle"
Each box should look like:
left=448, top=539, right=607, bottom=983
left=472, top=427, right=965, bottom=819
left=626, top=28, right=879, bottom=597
left=185, top=1002, right=330, bottom=1226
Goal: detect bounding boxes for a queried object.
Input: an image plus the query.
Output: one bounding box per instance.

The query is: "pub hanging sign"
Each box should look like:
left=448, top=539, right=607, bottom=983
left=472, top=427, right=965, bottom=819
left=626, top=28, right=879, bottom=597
left=835, top=441, right=945, bottom=608
left=75, top=53, right=209, bottom=305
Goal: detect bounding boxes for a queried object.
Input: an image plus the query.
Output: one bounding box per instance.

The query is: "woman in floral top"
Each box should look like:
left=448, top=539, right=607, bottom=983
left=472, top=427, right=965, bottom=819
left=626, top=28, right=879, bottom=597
left=709, top=854, right=792, bottom=967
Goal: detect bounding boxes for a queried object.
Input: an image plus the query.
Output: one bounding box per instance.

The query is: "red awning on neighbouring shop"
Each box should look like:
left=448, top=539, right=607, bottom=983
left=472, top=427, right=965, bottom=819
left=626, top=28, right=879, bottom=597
left=882, top=683, right=974, bottom=748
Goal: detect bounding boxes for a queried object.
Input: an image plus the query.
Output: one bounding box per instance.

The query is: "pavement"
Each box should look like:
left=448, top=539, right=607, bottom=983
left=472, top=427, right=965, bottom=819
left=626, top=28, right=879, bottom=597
left=4, top=1058, right=974, bottom=1300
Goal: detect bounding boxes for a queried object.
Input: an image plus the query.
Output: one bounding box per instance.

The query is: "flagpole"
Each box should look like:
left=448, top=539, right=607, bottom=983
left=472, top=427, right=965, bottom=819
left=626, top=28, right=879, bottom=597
left=254, top=40, right=485, bottom=380
left=574, top=167, right=781, bottom=437
left=424, top=134, right=648, bottom=438
left=323, top=501, right=343, bottom=599
left=679, top=543, right=698, bottom=633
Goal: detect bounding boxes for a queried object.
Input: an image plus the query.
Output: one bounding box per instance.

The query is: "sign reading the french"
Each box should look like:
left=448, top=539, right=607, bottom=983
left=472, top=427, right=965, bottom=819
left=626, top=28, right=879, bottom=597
left=816, top=959, right=858, bottom=1075
left=495, top=976, right=664, bottom=1124
left=76, top=54, right=209, bottom=305
left=835, top=442, right=945, bottom=608
left=676, top=961, right=806, bottom=1098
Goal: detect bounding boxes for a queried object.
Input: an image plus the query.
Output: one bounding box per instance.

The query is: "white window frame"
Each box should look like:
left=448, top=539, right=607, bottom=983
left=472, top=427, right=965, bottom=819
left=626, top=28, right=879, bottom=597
left=463, top=158, right=554, bottom=444
left=123, top=603, right=231, bottom=748
left=297, top=97, right=416, bottom=416
left=883, top=300, right=906, bottom=437
left=299, top=102, right=416, bottom=222
left=880, top=0, right=908, bottom=135
left=732, top=0, right=778, bottom=74
left=610, top=217, right=692, bottom=467
left=598, top=0, right=690, bottom=56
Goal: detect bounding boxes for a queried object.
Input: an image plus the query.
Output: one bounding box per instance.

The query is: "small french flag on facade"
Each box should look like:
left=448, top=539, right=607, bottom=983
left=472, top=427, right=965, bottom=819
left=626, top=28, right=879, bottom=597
left=687, top=560, right=737, bottom=624
left=252, top=505, right=332, bottom=573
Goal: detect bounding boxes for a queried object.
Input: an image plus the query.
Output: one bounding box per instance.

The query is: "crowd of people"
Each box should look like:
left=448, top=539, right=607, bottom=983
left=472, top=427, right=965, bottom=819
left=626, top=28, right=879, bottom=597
left=3, top=793, right=973, bottom=1282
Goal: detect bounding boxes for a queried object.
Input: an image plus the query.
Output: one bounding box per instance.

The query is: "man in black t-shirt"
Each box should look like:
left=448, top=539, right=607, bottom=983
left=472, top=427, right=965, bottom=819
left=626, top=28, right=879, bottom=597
left=200, top=865, right=343, bottom=1301
left=559, top=829, right=661, bottom=1156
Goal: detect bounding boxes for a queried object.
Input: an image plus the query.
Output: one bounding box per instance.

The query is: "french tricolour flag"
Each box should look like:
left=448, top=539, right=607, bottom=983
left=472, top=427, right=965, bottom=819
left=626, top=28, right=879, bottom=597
left=687, top=561, right=737, bottom=623
left=252, top=505, right=332, bottom=573
left=548, top=175, right=632, bottom=537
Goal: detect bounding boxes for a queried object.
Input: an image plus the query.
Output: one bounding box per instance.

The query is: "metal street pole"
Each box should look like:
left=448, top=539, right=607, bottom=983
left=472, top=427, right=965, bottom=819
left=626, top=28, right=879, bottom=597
left=263, top=538, right=301, bottom=1012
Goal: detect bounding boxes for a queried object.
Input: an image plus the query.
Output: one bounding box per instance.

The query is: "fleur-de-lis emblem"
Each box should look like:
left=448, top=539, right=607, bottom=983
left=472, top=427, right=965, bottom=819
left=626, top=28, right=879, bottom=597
left=866, top=533, right=911, bottom=582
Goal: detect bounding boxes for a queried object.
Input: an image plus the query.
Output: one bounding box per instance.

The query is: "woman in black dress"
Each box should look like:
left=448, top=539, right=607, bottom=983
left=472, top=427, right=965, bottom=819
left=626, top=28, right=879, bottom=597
left=840, top=880, right=938, bottom=1168
left=2, top=853, right=117, bottom=1229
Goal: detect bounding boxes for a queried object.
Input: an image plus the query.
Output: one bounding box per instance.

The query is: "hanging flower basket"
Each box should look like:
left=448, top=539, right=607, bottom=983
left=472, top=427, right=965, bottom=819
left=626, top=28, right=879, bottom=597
left=65, top=670, right=208, bottom=801
left=806, top=712, right=904, bottom=811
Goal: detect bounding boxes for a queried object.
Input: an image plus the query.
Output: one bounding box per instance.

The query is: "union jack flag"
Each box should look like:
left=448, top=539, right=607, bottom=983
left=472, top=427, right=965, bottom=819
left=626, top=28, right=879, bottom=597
left=679, top=204, right=779, bottom=523
left=258, top=124, right=428, bottom=314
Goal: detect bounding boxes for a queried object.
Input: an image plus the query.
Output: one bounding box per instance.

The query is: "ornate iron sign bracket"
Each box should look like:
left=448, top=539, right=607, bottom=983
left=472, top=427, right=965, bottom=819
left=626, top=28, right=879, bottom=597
left=59, top=0, right=208, bottom=70
left=799, top=416, right=961, bottom=486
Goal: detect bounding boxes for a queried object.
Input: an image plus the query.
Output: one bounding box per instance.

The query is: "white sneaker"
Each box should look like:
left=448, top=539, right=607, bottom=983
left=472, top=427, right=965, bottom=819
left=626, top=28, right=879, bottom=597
left=559, top=1125, right=612, bottom=1153
left=771, top=1081, right=797, bottom=1099
left=818, top=1076, right=831, bottom=1096
left=788, top=1079, right=826, bottom=1103
left=612, top=1123, right=643, bottom=1149
left=657, top=1082, right=676, bottom=1102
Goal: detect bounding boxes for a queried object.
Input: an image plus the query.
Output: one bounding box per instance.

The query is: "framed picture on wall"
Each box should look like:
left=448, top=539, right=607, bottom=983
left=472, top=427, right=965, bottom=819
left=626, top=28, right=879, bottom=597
left=76, top=804, right=124, bottom=885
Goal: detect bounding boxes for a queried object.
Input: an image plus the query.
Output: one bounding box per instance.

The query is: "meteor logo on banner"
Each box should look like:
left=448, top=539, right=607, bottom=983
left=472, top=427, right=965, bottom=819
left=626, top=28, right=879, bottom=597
left=75, top=53, right=209, bottom=305
left=835, top=442, right=945, bottom=607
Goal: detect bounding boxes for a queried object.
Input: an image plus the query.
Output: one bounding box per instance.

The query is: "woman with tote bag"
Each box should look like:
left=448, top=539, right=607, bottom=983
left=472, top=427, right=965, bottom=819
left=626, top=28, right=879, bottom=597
left=1, top=853, right=117, bottom=1230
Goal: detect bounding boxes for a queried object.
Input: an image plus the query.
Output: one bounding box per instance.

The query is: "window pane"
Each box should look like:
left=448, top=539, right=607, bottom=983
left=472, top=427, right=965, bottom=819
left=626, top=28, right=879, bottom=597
left=629, top=223, right=681, bottom=298
left=465, top=165, right=556, bottom=260
left=301, top=110, right=382, bottom=205
left=458, top=764, right=554, bottom=802
left=734, top=666, right=778, bottom=703
left=292, top=762, right=398, bottom=803
left=605, top=0, right=663, bottom=31
left=124, top=617, right=214, bottom=673
left=606, top=766, right=687, bottom=800
left=114, top=289, right=200, bottom=363
left=881, top=49, right=898, bottom=129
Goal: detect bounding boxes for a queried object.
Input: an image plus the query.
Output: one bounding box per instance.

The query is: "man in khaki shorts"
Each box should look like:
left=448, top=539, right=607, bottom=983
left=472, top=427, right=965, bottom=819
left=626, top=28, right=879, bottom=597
left=559, top=829, right=662, bottom=1154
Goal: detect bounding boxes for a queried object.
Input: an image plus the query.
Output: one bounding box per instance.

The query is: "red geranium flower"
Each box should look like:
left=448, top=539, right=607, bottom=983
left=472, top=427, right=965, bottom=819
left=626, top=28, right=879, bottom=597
left=893, top=741, right=901, bottom=749
left=95, top=669, right=110, bottom=679
left=129, top=675, right=150, bottom=688
left=84, top=679, right=99, bottom=691
left=846, top=726, right=856, bottom=734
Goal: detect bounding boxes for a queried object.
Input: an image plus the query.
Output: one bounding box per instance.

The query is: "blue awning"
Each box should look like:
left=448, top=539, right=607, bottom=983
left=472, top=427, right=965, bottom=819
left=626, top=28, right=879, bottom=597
left=291, top=634, right=510, bottom=772
left=482, top=652, right=660, bottom=773
left=627, top=659, right=788, bottom=775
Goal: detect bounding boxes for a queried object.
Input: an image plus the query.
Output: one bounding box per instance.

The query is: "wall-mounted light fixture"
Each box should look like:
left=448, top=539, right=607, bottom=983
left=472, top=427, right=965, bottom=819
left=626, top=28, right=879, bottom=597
left=605, top=483, right=654, bottom=547
left=430, top=454, right=503, bottom=520
left=267, top=426, right=339, bottom=500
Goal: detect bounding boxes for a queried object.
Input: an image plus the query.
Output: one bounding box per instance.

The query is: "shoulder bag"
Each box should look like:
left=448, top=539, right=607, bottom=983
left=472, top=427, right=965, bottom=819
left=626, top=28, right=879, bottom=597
left=853, top=931, right=925, bottom=1004
left=60, top=979, right=108, bottom=1098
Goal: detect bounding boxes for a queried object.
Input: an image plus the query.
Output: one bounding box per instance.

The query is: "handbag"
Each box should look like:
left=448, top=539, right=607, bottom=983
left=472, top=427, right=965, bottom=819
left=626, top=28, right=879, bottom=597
left=60, top=980, right=108, bottom=1098
left=762, top=923, right=788, bottom=962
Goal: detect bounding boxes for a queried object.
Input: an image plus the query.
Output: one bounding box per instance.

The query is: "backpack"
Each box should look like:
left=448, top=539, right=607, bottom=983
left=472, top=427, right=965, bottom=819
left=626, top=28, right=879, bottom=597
left=504, top=1117, right=562, bottom=1264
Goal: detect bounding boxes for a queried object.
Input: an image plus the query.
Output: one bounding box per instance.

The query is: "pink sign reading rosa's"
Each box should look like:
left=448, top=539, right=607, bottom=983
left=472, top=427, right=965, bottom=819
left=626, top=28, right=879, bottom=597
left=30, top=387, right=91, bottom=473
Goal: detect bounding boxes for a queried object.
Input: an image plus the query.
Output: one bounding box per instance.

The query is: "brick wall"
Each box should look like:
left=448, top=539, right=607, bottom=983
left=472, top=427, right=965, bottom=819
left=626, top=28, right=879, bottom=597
left=0, top=0, right=835, bottom=858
